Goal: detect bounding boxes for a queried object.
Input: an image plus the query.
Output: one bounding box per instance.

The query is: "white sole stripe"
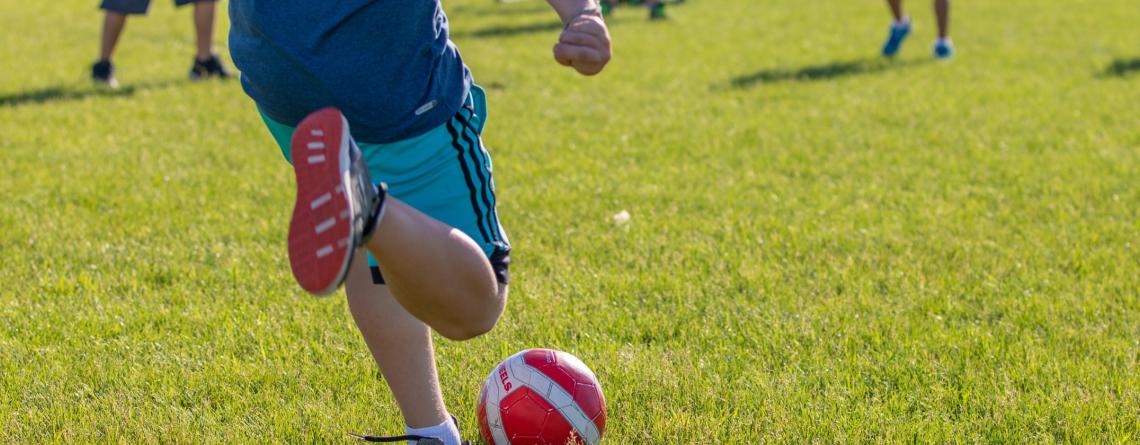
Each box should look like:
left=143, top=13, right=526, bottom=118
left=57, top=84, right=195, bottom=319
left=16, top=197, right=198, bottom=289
left=315, top=245, right=334, bottom=258
left=314, top=218, right=336, bottom=235
left=307, top=141, right=325, bottom=150
left=310, top=193, right=332, bottom=209
left=307, top=154, right=326, bottom=164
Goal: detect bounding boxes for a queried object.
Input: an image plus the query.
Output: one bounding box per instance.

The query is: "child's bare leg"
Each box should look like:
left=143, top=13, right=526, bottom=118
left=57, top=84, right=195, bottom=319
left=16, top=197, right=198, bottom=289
left=344, top=251, right=450, bottom=428
left=364, top=199, right=507, bottom=341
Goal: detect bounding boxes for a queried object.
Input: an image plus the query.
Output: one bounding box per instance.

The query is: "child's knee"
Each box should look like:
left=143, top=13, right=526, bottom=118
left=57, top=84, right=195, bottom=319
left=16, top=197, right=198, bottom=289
left=437, top=284, right=507, bottom=341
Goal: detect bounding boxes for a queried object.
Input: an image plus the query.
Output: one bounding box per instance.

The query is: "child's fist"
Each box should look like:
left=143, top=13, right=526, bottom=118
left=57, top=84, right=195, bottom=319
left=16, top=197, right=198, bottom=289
left=553, top=14, right=611, bottom=76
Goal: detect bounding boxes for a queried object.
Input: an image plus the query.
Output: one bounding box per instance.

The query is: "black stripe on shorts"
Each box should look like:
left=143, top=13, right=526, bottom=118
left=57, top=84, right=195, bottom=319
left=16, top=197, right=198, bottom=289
left=444, top=119, right=492, bottom=244
left=454, top=110, right=502, bottom=245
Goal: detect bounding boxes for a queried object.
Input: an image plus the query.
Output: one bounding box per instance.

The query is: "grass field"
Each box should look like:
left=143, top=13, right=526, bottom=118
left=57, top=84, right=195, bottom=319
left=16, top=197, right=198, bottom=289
left=2, top=0, right=1139, bottom=443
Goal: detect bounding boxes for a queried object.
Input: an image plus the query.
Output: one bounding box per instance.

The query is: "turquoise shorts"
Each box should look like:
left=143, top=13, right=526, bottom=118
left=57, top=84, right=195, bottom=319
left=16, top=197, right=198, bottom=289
left=259, top=86, right=510, bottom=285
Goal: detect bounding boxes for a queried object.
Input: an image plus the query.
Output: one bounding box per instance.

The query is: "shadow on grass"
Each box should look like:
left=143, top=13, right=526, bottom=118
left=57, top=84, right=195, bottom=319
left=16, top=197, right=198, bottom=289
left=1101, top=57, right=1140, bottom=78
left=0, top=78, right=183, bottom=108
left=725, top=57, right=928, bottom=89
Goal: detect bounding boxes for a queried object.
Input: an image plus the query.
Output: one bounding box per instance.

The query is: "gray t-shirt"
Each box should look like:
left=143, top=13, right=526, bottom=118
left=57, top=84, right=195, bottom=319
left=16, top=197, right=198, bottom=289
left=229, top=0, right=472, bottom=144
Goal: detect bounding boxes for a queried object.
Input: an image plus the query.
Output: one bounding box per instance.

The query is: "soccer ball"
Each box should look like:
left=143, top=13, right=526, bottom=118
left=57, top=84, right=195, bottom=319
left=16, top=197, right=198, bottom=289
left=477, top=349, right=607, bottom=445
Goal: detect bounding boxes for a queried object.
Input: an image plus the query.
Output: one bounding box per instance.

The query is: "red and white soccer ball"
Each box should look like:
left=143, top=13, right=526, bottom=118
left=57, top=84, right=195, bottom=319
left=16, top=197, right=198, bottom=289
left=477, top=349, right=607, bottom=445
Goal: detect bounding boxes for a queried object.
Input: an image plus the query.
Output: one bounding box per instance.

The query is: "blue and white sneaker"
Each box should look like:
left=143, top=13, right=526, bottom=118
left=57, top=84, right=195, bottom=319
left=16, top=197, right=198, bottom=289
left=881, top=20, right=911, bottom=57
left=933, top=38, right=954, bottom=59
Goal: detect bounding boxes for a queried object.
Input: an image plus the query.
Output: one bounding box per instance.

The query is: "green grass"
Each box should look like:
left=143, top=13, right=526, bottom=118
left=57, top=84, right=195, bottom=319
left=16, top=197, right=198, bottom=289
left=2, top=0, right=1139, bottom=443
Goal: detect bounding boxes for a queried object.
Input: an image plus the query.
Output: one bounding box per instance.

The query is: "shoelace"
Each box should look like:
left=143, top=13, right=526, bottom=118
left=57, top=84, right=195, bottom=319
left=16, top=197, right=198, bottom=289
left=349, top=415, right=467, bottom=444
left=349, top=432, right=435, bottom=443
left=348, top=432, right=469, bottom=445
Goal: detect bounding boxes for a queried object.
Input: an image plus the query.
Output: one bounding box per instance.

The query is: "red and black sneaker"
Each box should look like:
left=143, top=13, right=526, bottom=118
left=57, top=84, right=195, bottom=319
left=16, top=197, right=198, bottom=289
left=287, top=108, right=385, bottom=296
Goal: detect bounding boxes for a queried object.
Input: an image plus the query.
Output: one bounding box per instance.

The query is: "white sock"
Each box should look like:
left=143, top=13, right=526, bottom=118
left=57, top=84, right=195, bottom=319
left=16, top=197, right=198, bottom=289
left=936, top=37, right=952, bottom=46
left=405, top=417, right=461, bottom=445
left=893, top=16, right=910, bottom=28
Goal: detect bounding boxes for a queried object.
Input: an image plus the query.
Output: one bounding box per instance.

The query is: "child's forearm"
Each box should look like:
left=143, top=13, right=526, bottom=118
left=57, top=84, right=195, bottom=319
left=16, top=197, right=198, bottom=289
left=546, top=0, right=600, bottom=25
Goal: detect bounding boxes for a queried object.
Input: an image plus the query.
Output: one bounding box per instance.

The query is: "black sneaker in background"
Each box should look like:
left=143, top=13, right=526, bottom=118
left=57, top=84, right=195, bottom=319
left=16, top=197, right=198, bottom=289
left=189, top=54, right=232, bottom=80
left=91, top=60, right=119, bottom=89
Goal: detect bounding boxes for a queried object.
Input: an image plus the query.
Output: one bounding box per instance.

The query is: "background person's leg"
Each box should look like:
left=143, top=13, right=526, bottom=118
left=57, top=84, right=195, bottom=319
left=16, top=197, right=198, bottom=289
left=98, top=0, right=151, bottom=61
left=931, top=0, right=953, bottom=58
left=886, top=0, right=905, bottom=22
left=99, top=12, right=128, bottom=61
left=179, top=0, right=230, bottom=78
left=647, top=0, right=666, bottom=19
left=881, top=0, right=911, bottom=56
left=94, top=0, right=149, bottom=86
left=934, top=0, right=949, bottom=38
left=191, top=0, right=216, bottom=60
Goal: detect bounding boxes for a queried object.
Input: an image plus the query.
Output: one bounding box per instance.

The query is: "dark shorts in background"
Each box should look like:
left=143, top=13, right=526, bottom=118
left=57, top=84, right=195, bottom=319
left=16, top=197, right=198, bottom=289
left=100, top=0, right=206, bottom=15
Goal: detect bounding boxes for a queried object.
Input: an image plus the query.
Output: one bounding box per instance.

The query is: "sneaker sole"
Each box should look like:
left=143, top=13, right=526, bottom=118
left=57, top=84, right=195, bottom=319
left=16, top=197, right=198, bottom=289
left=287, top=108, right=356, bottom=295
